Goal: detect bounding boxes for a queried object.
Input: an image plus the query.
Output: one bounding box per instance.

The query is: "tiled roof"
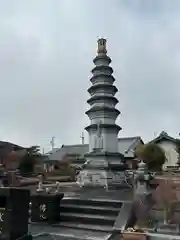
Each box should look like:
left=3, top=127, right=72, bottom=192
left=149, top=131, right=177, bottom=144
left=48, top=136, right=143, bottom=161
left=48, top=144, right=89, bottom=161
left=0, top=141, right=25, bottom=150
left=118, top=137, right=143, bottom=158
left=46, top=148, right=60, bottom=155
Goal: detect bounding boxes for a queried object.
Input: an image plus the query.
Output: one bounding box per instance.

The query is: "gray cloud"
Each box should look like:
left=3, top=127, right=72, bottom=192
left=0, top=0, right=180, bottom=151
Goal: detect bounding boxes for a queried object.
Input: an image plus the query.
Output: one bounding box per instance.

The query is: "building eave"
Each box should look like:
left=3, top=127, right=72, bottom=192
left=91, top=65, right=113, bottom=74
left=88, top=84, right=118, bottom=95
left=85, top=123, right=121, bottom=132
left=126, top=137, right=144, bottom=153
left=149, top=131, right=177, bottom=144
left=85, top=105, right=120, bottom=116
left=90, top=74, right=115, bottom=84
left=0, top=141, right=26, bottom=150
left=93, top=55, right=111, bottom=65
left=87, top=95, right=118, bottom=105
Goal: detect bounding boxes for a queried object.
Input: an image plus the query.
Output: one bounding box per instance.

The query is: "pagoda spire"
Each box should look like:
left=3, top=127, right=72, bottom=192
left=78, top=39, right=126, bottom=188
left=85, top=38, right=121, bottom=153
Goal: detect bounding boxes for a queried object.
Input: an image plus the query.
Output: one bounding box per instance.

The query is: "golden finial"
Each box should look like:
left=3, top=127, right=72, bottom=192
left=97, top=38, right=107, bottom=55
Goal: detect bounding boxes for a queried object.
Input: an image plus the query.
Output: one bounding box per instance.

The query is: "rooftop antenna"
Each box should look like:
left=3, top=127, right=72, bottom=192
left=50, top=136, right=55, bottom=151
left=80, top=132, right=85, bottom=145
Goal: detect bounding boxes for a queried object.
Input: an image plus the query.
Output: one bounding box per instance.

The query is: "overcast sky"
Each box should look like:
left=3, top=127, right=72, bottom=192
left=0, top=0, right=180, bottom=151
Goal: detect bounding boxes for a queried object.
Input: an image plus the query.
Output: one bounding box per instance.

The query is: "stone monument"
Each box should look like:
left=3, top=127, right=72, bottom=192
left=0, top=188, right=30, bottom=240
left=78, top=38, right=126, bottom=187
left=134, top=161, right=152, bottom=197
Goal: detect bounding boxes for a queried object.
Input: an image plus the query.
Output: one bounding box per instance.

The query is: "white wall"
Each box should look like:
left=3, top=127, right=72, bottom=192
left=156, top=140, right=178, bottom=168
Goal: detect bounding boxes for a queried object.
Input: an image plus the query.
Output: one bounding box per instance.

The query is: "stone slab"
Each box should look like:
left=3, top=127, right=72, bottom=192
left=30, top=224, right=112, bottom=240
left=156, top=222, right=179, bottom=234
left=113, top=202, right=133, bottom=231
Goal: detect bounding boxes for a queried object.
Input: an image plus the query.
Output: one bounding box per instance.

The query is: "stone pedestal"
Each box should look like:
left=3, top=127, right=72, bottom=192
left=77, top=152, right=127, bottom=188
left=79, top=169, right=127, bottom=187
left=31, top=193, right=64, bottom=224
left=0, top=187, right=30, bottom=240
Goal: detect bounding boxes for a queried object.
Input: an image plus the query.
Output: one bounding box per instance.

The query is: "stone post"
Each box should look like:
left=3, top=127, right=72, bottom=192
left=36, top=175, right=44, bottom=193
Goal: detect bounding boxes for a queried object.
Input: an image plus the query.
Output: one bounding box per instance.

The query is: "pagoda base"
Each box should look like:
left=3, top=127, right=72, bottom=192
left=76, top=169, right=128, bottom=188
left=76, top=152, right=128, bottom=188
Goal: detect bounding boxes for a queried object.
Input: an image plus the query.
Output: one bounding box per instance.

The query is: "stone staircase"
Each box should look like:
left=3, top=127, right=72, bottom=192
left=30, top=195, right=133, bottom=240
left=58, top=197, right=122, bottom=232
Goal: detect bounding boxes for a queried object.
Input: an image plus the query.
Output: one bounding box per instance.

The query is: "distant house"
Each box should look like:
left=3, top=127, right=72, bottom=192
left=46, top=136, right=144, bottom=170
left=148, top=131, right=178, bottom=169
left=4, top=149, right=27, bottom=171
left=0, top=141, right=26, bottom=170
left=0, top=142, right=45, bottom=173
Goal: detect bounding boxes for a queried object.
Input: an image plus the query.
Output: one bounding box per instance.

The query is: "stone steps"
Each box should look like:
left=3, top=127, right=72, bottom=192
left=60, top=212, right=116, bottom=225
left=62, top=197, right=122, bottom=208
left=59, top=197, right=122, bottom=231
left=60, top=203, right=121, bottom=215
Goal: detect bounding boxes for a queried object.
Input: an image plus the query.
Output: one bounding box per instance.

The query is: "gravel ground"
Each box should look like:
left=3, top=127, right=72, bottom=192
left=21, top=182, right=133, bottom=201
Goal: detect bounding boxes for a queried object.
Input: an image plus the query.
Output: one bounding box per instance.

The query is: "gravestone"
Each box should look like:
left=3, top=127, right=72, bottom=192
left=31, top=192, right=64, bottom=224
left=0, top=187, right=30, bottom=240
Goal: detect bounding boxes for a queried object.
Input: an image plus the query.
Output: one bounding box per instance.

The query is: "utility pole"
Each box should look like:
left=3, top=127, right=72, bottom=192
left=50, top=136, right=55, bottom=151
left=80, top=132, right=84, bottom=144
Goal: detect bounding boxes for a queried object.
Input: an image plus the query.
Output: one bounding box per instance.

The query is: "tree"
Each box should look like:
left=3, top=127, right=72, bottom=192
left=26, top=146, right=41, bottom=156
left=152, top=178, right=178, bottom=224
left=135, top=143, right=167, bottom=171
left=19, top=146, right=41, bottom=176
left=175, top=139, right=180, bottom=166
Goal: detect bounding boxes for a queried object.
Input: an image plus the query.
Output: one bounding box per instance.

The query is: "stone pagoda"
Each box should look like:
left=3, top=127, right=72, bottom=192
left=78, top=38, right=126, bottom=187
